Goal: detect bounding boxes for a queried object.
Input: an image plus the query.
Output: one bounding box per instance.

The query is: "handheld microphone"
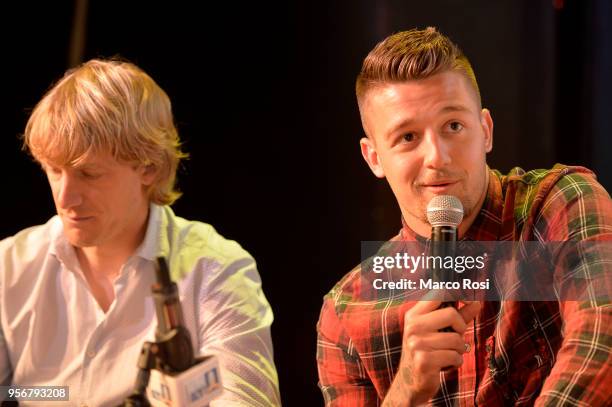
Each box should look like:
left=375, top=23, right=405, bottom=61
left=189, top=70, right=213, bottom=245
left=426, top=195, right=463, bottom=310
left=426, top=195, right=463, bottom=244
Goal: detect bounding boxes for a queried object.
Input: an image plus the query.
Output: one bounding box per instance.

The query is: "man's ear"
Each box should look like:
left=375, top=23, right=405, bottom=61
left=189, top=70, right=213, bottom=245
left=360, top=137, right=385, bottom=178
left=139, top=164, right=158, bottom=186
left=480, top=108, right=494, bottom=153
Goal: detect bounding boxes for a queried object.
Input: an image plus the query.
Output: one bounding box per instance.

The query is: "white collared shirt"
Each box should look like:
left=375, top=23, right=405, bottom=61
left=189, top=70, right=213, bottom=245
left=0, top=204, right=280, bottom=406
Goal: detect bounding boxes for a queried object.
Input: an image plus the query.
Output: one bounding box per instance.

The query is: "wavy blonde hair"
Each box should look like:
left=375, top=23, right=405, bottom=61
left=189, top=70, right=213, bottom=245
left=23, top=58, right=188, bottom=205
left=356, top=27, right=481, bottom=116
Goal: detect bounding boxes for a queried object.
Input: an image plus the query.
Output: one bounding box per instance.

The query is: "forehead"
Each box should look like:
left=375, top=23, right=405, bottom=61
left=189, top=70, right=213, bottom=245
left=41, top=149, right=121, bottom=169
left=362, top=71, right=480, bottom=138
left=367, top=71, right=478, bottom=114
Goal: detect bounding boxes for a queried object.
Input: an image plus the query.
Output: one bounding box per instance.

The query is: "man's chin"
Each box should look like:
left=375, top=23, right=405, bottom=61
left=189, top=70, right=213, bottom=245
left=64, top=232, right=98, bottom=248
left=420, top=184, right=464, bottom=202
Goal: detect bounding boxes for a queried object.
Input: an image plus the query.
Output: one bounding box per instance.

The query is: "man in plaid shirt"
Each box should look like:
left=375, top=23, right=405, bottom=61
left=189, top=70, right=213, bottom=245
left=316, top=28, right=612, bottom=406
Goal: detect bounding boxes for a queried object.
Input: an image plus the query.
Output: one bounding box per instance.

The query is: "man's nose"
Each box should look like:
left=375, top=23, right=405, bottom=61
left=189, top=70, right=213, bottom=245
left=422, top=131, right=451, bottom=169
left=55, top=173, right=83, bottom=209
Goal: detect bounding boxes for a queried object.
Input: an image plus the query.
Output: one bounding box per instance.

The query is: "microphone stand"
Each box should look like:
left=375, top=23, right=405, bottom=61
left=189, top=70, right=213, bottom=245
left=122, top=342, right=155, bottom=406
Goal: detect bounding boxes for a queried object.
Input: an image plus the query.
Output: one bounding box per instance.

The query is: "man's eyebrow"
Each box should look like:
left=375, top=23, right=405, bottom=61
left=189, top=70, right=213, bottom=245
left=384, top=105, right=472, bottom=138
left=385, top=117, right=416, bottom=139
left=439, top=104, right=472, bottom=114
left=71, top=162, right=107, bottom=172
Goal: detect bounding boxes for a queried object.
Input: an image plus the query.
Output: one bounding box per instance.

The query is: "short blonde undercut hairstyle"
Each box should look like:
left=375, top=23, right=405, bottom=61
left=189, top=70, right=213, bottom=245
left=23, top=58, right=188, bottom=205
left=356, top=27, right=481, bottom=118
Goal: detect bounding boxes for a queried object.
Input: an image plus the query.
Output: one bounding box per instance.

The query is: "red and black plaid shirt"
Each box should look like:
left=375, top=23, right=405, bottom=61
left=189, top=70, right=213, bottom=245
left=317, top=165, right=612, bottom=406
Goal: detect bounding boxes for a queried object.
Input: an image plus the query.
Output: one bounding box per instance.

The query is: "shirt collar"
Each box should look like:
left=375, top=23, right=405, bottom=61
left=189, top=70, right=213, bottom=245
left=49, top=216, right=74, bottom=266
left=134, top=203, right=170, bottom=262
left=400, top=168, right=503, bottom=242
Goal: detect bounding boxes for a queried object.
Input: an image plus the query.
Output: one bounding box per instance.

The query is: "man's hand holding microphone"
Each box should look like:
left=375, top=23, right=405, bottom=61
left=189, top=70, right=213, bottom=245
left=382, top=300, right=481, bottom=406
left=383, top=195, right=481, bottom=406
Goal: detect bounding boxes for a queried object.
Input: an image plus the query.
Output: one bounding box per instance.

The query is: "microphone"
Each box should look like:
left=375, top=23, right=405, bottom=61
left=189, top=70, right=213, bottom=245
left=122, top=258, right=223, bottom=407
left=426, top=195, right=464, bottom=311
left=151, top=257, right=194, bottom=372
left=146, top=356, right=223, bottom=407
left=145, top=258, right=223, bottom=406
left=426, top=195, right=463, bottom=244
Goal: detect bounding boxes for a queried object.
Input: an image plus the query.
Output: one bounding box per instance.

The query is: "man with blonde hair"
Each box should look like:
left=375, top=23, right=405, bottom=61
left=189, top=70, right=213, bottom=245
left=317, top=28, right=611, bottom=406
left=0, top=59, right=280, bottom=406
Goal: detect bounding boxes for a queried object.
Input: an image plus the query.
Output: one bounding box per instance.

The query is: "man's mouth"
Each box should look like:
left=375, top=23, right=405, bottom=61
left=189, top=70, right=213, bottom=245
left=64, top=215, right=94, bottom=223
left=423, top=180, right=457, bottom=186
left=420, top=181, right=458, bottom=191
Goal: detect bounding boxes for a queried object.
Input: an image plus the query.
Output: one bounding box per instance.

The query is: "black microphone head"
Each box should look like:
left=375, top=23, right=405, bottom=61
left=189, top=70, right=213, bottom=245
left=426, top=195, right=464, bottom=227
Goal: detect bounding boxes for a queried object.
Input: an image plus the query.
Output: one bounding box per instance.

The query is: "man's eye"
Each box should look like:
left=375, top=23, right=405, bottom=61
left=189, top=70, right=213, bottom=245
left=448, top=122, right=463, bottom=132
left=402, top=133, right=415, bottom=142
left=82, top=171, right=101, bottom=179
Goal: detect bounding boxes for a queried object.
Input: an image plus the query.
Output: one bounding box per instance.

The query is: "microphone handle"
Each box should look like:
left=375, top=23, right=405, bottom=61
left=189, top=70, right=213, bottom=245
left=430, top=226, right=458, bottom=331
left=431, top=225, right=458, bottom=244
left=430, top=225, right=457, bottom=290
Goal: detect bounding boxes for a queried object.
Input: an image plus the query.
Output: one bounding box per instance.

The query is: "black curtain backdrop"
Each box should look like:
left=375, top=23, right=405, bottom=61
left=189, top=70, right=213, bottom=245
left=3, top=1, right=611, bottom=405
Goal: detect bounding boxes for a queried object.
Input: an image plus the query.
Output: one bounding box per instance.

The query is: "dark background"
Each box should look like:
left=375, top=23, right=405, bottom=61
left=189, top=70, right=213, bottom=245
left=3, top=1, right=611, bottom=405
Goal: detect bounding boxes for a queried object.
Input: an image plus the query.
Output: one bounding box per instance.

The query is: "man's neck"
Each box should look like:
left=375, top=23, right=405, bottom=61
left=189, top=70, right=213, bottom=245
left=76, top=245, right=135, bottom=280
left=75, top=246, right=130, bottom=313
left=76, top=207, right=150, bottom=280
left=74, top=207, right=150, bottom=313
